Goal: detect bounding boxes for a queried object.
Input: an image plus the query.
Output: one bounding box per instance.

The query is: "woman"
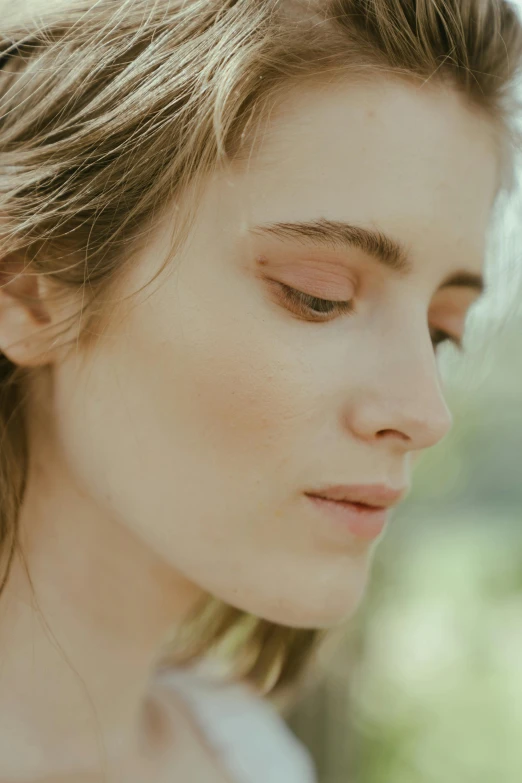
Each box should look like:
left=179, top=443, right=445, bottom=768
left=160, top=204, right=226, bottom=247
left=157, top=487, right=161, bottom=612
left=0, top=0, right=520, bottom=781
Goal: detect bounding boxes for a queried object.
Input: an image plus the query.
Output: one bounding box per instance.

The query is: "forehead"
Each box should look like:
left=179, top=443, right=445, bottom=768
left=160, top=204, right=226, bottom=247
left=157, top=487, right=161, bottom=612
left=229, top=78, right=500, bottom=281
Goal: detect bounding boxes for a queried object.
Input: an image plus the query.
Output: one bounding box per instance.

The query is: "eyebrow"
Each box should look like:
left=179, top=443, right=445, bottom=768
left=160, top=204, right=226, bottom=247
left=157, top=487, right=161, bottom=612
left=249, top=218, right=484, bottom=294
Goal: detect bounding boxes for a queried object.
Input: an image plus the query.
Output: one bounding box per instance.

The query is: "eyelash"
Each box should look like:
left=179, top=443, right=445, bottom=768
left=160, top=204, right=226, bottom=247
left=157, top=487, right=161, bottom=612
left=276, top=282, right=355, bottom=320
left=276, top=282, right=463, bottom=351
left=430, top=328, right=463, bottom=352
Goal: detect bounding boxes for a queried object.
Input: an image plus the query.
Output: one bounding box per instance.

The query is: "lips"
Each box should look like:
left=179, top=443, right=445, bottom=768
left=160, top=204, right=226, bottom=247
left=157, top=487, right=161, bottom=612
left=305, top=483, right=407, bottom=509
left=304, top=483, right=408, bottom=541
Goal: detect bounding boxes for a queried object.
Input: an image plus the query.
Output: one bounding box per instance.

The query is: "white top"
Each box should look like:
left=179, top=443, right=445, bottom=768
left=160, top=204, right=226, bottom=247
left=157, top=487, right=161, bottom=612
left=159, top=665, right=317, bottom=783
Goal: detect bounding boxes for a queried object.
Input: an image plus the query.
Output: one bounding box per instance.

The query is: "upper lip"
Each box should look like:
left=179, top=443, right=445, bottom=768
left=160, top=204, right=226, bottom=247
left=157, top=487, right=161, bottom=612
left=305, top=484, right=408, bottom=509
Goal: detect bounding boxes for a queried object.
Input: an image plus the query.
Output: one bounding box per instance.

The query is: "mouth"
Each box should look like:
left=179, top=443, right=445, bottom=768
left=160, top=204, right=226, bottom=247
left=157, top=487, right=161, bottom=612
left=304, top=483, right=407, bottom=542
left=305, top=494, right=388, bottom=541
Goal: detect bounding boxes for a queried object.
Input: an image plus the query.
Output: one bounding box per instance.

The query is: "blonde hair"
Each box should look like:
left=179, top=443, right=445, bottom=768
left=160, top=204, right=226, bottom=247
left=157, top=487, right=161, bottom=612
left=1, top=0, right=522, bottom=695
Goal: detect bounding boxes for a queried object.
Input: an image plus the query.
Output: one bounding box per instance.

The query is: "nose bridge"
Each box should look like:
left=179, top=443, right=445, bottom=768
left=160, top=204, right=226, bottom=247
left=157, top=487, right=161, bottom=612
left=347, top=325, right=453, bottom=450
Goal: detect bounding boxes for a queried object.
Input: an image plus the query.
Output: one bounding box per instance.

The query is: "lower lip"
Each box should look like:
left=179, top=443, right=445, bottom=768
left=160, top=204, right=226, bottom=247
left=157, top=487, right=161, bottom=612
left=306, top=494, right=389, bottom=541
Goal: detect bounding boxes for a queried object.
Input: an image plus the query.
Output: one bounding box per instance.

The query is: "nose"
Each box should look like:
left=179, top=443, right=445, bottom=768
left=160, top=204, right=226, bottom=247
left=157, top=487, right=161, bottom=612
left=343, top=338, right=453, bottom=452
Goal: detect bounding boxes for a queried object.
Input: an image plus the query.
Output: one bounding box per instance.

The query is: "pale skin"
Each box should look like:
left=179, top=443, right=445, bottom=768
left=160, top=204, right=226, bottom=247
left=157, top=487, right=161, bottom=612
left=0, top=78, right=498, bottom=781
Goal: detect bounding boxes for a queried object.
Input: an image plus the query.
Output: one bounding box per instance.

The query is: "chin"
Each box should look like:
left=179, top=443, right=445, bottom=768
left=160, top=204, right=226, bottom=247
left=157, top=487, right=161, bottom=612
left=270, top=590, right=367, bottom=630
left=235, top=563, right=371, bottom=630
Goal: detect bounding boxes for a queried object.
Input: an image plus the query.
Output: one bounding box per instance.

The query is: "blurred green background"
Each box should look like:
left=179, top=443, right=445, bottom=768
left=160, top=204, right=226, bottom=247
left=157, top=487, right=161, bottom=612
left=287, top=181, right=522, bottom=781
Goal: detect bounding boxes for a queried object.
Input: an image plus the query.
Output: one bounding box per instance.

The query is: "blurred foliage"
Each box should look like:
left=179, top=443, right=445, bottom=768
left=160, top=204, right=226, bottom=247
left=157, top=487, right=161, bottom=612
left=288, top=186, right=522, bottom=782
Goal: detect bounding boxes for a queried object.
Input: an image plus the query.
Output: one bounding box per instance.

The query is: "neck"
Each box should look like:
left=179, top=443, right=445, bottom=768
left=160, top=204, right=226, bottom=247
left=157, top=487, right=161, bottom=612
left=0, top=388, right=203, bottom=778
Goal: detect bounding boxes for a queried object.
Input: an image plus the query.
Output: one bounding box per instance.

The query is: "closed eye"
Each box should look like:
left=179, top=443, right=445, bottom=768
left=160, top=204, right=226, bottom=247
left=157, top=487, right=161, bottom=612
left=275, top=282, right=355, bottom=321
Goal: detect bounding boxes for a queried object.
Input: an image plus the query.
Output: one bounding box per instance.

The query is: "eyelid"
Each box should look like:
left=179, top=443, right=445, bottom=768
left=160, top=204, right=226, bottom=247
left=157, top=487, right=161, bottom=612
left=429, top=299, right=472, bottom=345
left=256, top=254, right=358, bottom=297
left=277, top=280, right=351, bottom=303
left=264, top=269, right=356, bottom=299
left=270, top=280, right=355, bottom=321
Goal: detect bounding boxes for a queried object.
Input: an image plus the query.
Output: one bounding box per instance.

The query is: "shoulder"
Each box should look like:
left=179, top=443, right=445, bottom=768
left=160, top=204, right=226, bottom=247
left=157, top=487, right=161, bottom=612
left=156, top=665, right=317, bottom=783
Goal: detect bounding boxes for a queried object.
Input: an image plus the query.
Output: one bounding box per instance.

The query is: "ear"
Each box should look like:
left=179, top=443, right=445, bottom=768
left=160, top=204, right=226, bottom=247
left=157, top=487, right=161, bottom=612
left=0, top=258, right=58, bottom=367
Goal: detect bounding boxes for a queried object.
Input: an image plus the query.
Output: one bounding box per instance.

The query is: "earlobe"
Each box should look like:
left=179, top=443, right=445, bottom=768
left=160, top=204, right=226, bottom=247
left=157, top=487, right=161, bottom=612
left=0, top=260, right=54, bottom=368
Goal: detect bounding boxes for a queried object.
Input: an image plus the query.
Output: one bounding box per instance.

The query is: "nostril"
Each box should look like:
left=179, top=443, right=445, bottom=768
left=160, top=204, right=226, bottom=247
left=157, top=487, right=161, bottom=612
left=376, top=428, right=410, bottom=441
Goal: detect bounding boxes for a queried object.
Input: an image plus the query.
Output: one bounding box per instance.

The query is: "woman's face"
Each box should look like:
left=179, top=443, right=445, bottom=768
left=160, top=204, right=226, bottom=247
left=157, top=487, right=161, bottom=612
left=50, top=79, right=498, bottom=628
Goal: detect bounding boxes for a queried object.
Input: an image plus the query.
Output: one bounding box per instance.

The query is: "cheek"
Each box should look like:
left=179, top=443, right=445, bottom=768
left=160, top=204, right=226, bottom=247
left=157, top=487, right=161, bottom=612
left=138, top=250, right=323, bottom=459
left=53, top=285, right=315, bottom=516
left=138, top=303, right=307, bottom=469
